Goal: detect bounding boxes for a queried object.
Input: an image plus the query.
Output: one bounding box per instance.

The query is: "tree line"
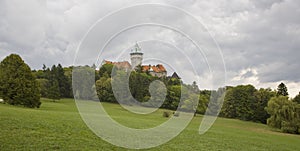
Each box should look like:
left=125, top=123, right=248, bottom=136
left=1, top=54, right=300, bottom=134
left=265, top=83, right=300, bottom=134
left=220, top=83, right=300, bottom=134
left=96, top=64, right=207, bottom=112
left=72, top=64, right=208, bottom=113
left=32, top=64, right=73, bottom=100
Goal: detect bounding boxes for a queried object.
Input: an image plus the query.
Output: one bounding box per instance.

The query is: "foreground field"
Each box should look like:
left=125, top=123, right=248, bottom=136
left=0, top=98, right=299, bottom=150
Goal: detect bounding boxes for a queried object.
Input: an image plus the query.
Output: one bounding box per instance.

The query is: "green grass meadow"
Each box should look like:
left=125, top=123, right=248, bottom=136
left=0, top=98, right=299, bottom=150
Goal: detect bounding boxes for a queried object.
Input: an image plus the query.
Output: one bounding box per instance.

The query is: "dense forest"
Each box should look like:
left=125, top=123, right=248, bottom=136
left=1, top=54, right=300, bottom=134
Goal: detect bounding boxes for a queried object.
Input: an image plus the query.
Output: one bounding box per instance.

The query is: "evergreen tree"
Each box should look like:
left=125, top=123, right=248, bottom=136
left=56, top=64, right=71, bottom=98
left=42, top=64, right=46, bottom=71
left=63, top=66, right=73, bottom=97
left=91, top=63, right=96, bottom=69
left=191, top=81, right=200, bottom=93
left=277, top=82, right=289, bottom=96
left=48, top=79, right=60, bottom=101
left=0, top=54, right=41, bottom=108
left=36, top=78, right=50, bottom=97
left=47, top=65, right=61, bottom=101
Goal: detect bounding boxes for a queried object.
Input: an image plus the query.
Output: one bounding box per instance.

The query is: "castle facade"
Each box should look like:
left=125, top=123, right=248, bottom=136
left=103, top=43, right=167, bottom=77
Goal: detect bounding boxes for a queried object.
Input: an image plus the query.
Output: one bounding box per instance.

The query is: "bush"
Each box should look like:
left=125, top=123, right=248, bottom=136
left=163, top=111, right=170, bottom=118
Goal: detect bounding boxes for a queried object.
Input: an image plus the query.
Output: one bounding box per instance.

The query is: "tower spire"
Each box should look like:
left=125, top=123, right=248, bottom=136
left=130, top=42, right=143, bottom=69
left=132, top=41, right=141, bottom=52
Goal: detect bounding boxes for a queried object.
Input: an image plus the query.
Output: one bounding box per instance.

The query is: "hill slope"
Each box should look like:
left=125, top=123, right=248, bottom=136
left=0, top=99, right=299, bottom=150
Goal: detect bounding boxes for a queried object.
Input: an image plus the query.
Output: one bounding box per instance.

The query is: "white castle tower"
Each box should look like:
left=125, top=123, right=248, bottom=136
left=130, top=42, right=143, bottom=69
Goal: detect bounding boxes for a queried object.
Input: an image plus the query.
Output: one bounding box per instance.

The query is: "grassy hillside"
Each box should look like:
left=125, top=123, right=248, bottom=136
left=0, top=98, right=299, bottom=150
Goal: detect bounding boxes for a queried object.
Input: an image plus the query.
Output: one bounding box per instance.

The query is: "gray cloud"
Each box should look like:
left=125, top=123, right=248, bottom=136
left=0, top=0, right=300, bottom=95
left=252, top=0, right=284, bottom=9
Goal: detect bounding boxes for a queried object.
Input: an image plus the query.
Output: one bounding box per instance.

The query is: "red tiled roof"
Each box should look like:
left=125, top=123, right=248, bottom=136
left=156, top=64, right=166, bottom=72
left=104, top=60, right=166, bottom=73
left=142, top=65, right=150, bottom=71
left=142, top=64, right=166, bottom=73
left=103, top=60, right=131, bottom=69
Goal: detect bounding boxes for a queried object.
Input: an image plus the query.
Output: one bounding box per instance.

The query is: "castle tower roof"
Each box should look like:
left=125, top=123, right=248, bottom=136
left=171, top=72, right=180, bottom=79
left=130, top=42, right=143, bottom=54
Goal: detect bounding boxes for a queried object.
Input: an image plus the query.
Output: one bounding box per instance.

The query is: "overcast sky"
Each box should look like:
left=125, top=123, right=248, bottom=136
left=1, top=0, right=300, bottom=97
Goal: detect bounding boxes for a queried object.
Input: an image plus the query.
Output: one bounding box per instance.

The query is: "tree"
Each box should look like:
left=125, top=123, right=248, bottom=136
left=32, top=70, right=45, bottom=79
left=145, top=80, right=166, bottom=108
left=182, top=93, right=199, bottom=113
left=72, top=66, right=96, bottom=100
left=99, top=64, right=113, bottom=78
left=277, top=82, right=288, bottom=96
left=34, top=64, right=73, bottom=99
left=163, top=85, right=181, bottom=110
left=46, top=65, right=61, bottom=101
left=42, top=64, right=47, bottom=71
left=220, top=85, right=278, bottom=123
left=0, top=54, right=41, bottom=108
left=135, top=65, right=143, bottom=73
left=56, top=64, right=71, bottom=98
left=293, top=92, right=300, bottom=104
left=220, top=88, right=237, bottom=118
left=191, top=81, right=199, bottom=93
left=266, top=96, right=300, bottom=134
left=196, top=94, right=209, bottom=114
left=254, top=88, right=276, bottom=123
left=129, top=72, right=152, bottom=102
left=47, top=79, right=60, bottom=101
left=63, top=66, right=73, bottom=97
left=167, top=77, right=181, bottom=86
left=221, top=85, right=256, bottom=121
left=36, top=78, right=50, bottom=97
left=206, top=88, right=226, bottom=116
left=91, top=63, right=96, bottom=69
left=96, top=77, right=115, bottom=102
left=197, top=90, right=211, bottom=114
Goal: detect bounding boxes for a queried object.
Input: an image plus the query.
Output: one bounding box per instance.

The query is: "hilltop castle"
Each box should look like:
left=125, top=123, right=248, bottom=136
left=103, top=43, right=167, bottom=78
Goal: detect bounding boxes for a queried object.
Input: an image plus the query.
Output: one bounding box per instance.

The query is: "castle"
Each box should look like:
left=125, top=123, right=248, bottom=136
left=103, top=43, right=167, bottom=77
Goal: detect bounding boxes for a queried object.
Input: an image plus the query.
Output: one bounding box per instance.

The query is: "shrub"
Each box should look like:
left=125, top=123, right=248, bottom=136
left=163, top=111, right=170, bottom=118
